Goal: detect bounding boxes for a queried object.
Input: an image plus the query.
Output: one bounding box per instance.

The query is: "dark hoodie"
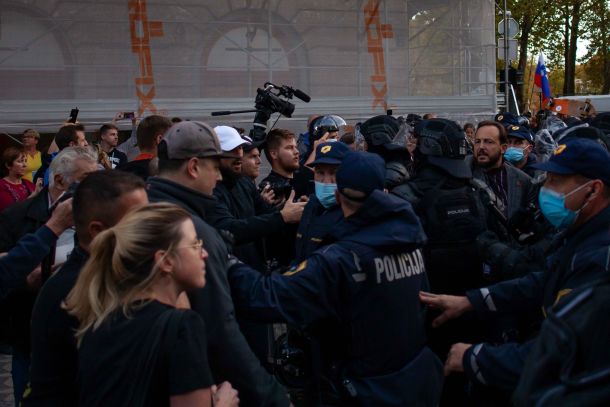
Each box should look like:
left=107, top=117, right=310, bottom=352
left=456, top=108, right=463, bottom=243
left=228, top=190, right=443, bottom=406
left=145, top=177, right=289, bottom=407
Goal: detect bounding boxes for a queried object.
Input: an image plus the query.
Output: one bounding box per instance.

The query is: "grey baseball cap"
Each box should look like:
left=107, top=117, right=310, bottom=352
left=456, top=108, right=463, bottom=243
left=161, top=121, right=236, bottom=159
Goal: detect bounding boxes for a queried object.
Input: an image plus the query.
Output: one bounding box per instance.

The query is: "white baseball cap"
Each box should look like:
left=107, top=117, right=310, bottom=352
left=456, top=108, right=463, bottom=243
left=214, top=126, right=249, bottom=152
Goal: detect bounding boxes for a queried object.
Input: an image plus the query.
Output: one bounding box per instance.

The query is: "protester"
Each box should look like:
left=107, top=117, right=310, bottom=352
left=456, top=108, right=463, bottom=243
left=472, top=120, right=534, bottom=219
left=25, top=170, right=148, bottom=407
left=97, top=124, right=128, bottom=169
left=146, top=121, right=290, bottom=406
left=0, top=198, right=73, bottom=300
left=34, top=124, right=88, bottom=185
left=21, top=129, right=42, bottom=182
left=0, top=146, right=98, bottom=405
left=64, top=203, right=239, bottom=407
left=117, top=115, right=172, bottom=180
left=0, top=147, right=37, bottom=212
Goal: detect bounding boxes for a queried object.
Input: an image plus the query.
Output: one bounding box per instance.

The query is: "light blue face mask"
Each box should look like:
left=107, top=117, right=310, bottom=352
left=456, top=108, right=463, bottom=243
left=504, top=147, right=525, bottom=163
left=315, top=181, right=337, bottom=208
left=538, top=182, right=592, bottom=229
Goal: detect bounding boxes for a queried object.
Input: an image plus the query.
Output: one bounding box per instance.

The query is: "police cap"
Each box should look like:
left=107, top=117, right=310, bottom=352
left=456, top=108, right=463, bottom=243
left=310, top=141, right=350, bottom=166
left=336, top=152, right=385, bottom=200
left=532, top=138, right=610, bottom=185
left=507, top=125, right=534, bottom=144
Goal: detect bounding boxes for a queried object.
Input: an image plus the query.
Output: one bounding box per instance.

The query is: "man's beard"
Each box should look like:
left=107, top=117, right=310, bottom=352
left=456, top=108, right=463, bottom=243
left=476, top=151, right=502, bottom=169
left=220, top=165, right=240, bottom=184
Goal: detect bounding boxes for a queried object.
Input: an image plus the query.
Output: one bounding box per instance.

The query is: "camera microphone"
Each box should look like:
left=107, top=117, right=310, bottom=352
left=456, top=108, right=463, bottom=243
left=293, top=88, right=311, bottom=103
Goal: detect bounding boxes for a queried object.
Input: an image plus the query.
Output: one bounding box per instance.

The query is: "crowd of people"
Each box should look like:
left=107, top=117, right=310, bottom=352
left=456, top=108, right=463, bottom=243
left=1, top=107, right=610, bottom=406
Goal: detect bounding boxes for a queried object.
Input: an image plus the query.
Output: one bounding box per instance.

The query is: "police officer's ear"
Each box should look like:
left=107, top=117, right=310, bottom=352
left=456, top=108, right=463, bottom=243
left=586, top=179, right=605, bottom=202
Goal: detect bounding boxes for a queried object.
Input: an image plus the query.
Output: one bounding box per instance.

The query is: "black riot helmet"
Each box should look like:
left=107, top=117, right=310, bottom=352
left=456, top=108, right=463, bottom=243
left=309, top=115, right=347, bottom=142
left=414, top=118, right=471, bottom=178
left=358, top=115, right=409, bottom=156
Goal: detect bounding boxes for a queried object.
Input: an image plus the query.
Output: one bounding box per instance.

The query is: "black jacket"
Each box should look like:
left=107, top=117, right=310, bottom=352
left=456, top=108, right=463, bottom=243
left=229, top=190, right=443, bottom=406
left=25, top=246, right=88, bottom=407
left=145, top=177, right=289, bottom=407
left=260, top=171, right=298, bottom=269
left=210, top=176, right=284, bottom=272
left=0, top=187, right=51, bottom=354
left=464, top=205, right=610, bottom=390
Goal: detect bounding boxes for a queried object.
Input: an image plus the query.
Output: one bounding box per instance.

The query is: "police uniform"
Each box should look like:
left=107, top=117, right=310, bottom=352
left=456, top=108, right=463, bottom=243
left=294, top=141, right=349, bottom=264
left=462, top=139, right=610, bottom=390
left=229, top=152, right=443, bottom=406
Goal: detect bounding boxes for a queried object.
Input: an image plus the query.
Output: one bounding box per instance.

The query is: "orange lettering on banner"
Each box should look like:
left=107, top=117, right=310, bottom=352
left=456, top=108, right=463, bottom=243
left=363, top=1, right=393, bottom=112
left=128, top=0, right=164, bottom=116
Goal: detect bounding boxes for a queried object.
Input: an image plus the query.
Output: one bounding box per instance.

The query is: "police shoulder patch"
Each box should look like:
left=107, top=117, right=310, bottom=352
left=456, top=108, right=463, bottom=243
left=554, top=144, right=567, bottom=155
left=284, top=260, right=307, bottom=276
left=555, top=288, right=573, bottom=305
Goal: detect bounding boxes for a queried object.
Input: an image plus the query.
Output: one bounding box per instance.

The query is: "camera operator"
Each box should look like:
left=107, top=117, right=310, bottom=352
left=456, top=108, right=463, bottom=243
left=211, top=126, right=305, bottom=271
left=421, top=138, right=610, bottom=398
left=260, top=128, right=305, bottom=269
left=228, top=152, right=443, bottom=407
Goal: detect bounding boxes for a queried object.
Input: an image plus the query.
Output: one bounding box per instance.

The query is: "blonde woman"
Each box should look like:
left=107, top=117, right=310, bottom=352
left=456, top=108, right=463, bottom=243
left=65, top=203, right=239, bottom=407
left=21, top=129, right=42, bottom=182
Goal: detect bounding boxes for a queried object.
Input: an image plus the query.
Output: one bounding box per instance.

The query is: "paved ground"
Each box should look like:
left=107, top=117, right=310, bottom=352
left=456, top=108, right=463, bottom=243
left=0, top=354, right=13, bottom=407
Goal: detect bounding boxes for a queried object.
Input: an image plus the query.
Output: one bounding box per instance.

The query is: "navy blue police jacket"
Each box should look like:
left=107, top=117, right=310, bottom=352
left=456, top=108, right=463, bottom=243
left=293, top=194, right=343, bottom=264
left=462, top=205, right=610, bottom=390
left=229, top=190, right=443, bottom=406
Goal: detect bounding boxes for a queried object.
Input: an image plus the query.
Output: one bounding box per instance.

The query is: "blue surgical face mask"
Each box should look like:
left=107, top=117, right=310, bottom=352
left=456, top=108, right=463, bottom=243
left=538, top=182, right=592, bottom=229
left=315, top=181, right=337, bottom=208
left=504, top=147, right=525, bottom=163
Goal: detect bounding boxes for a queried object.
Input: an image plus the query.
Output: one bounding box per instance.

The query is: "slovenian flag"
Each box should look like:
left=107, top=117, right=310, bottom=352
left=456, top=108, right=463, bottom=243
left=534, top=52, right=552, bottom=102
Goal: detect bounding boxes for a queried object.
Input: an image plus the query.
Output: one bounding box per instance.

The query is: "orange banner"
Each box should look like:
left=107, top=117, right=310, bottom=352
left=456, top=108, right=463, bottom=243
left=363, top=0, right=393, bottom=112
left=128, top=0, right=164, bottom=116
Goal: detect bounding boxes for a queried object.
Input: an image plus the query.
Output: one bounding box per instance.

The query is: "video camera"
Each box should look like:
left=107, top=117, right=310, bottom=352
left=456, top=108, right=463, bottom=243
left=212, top=82, right=310, bottom=143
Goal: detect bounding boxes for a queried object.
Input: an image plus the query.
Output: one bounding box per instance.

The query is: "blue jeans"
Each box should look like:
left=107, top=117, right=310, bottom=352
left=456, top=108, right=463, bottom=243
left=11, top=350, right=30, bottom=406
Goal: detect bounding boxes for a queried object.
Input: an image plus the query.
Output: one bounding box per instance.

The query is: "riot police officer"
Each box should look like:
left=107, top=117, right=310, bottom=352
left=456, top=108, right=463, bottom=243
left=422, top=138, right=610, bottom=395
left=228, top=152, right=443, bottom=406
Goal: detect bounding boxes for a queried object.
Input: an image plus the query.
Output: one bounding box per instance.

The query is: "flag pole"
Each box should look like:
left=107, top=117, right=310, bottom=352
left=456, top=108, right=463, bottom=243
left=527, top=53, right=536, bottom=113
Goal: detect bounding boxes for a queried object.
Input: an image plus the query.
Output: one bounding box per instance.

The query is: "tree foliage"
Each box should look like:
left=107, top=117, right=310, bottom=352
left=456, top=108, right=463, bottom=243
left=500, top=0, right=609, bottom=109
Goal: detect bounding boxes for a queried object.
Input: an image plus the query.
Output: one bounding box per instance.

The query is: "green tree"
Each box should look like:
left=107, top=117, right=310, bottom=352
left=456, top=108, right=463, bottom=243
left=580, top=0, right=610, bottom=93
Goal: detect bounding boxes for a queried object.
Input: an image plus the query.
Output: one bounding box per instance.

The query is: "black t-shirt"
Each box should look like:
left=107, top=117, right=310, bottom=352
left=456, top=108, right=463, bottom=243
left=107, top=149, right=128, bottom=169
left=117, top=158, right=153, bottom=180
left=25, top=247, right=88, bottom=407
left=78, top=301, right=213, bottom=407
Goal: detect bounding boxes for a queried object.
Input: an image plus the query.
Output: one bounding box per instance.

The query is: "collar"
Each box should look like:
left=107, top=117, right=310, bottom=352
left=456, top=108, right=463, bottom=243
left=134, top=153, right=154, bottom=161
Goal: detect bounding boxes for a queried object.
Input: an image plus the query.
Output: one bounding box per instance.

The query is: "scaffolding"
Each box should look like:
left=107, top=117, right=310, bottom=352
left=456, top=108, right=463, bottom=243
left=0, top=0, right=497, bottom=131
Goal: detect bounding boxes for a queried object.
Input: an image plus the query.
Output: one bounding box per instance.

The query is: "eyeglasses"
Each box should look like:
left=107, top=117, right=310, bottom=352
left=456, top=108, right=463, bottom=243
left=178, top=239, right=203, bottom=251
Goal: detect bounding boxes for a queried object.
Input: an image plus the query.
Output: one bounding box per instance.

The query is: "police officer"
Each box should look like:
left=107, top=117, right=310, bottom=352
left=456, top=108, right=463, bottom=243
left=229, top=152, right=443, bottom=406
left=294, top=141, right=350, bottom=263
left=359, top=114, right=411, bottom=189
left=421, top=138, right=610, bottom=393
left=504, top=125, right=537, bottom=177
left=392, top=118, right=487, bottom=294
left=392, top=118, right=488, bottom=406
